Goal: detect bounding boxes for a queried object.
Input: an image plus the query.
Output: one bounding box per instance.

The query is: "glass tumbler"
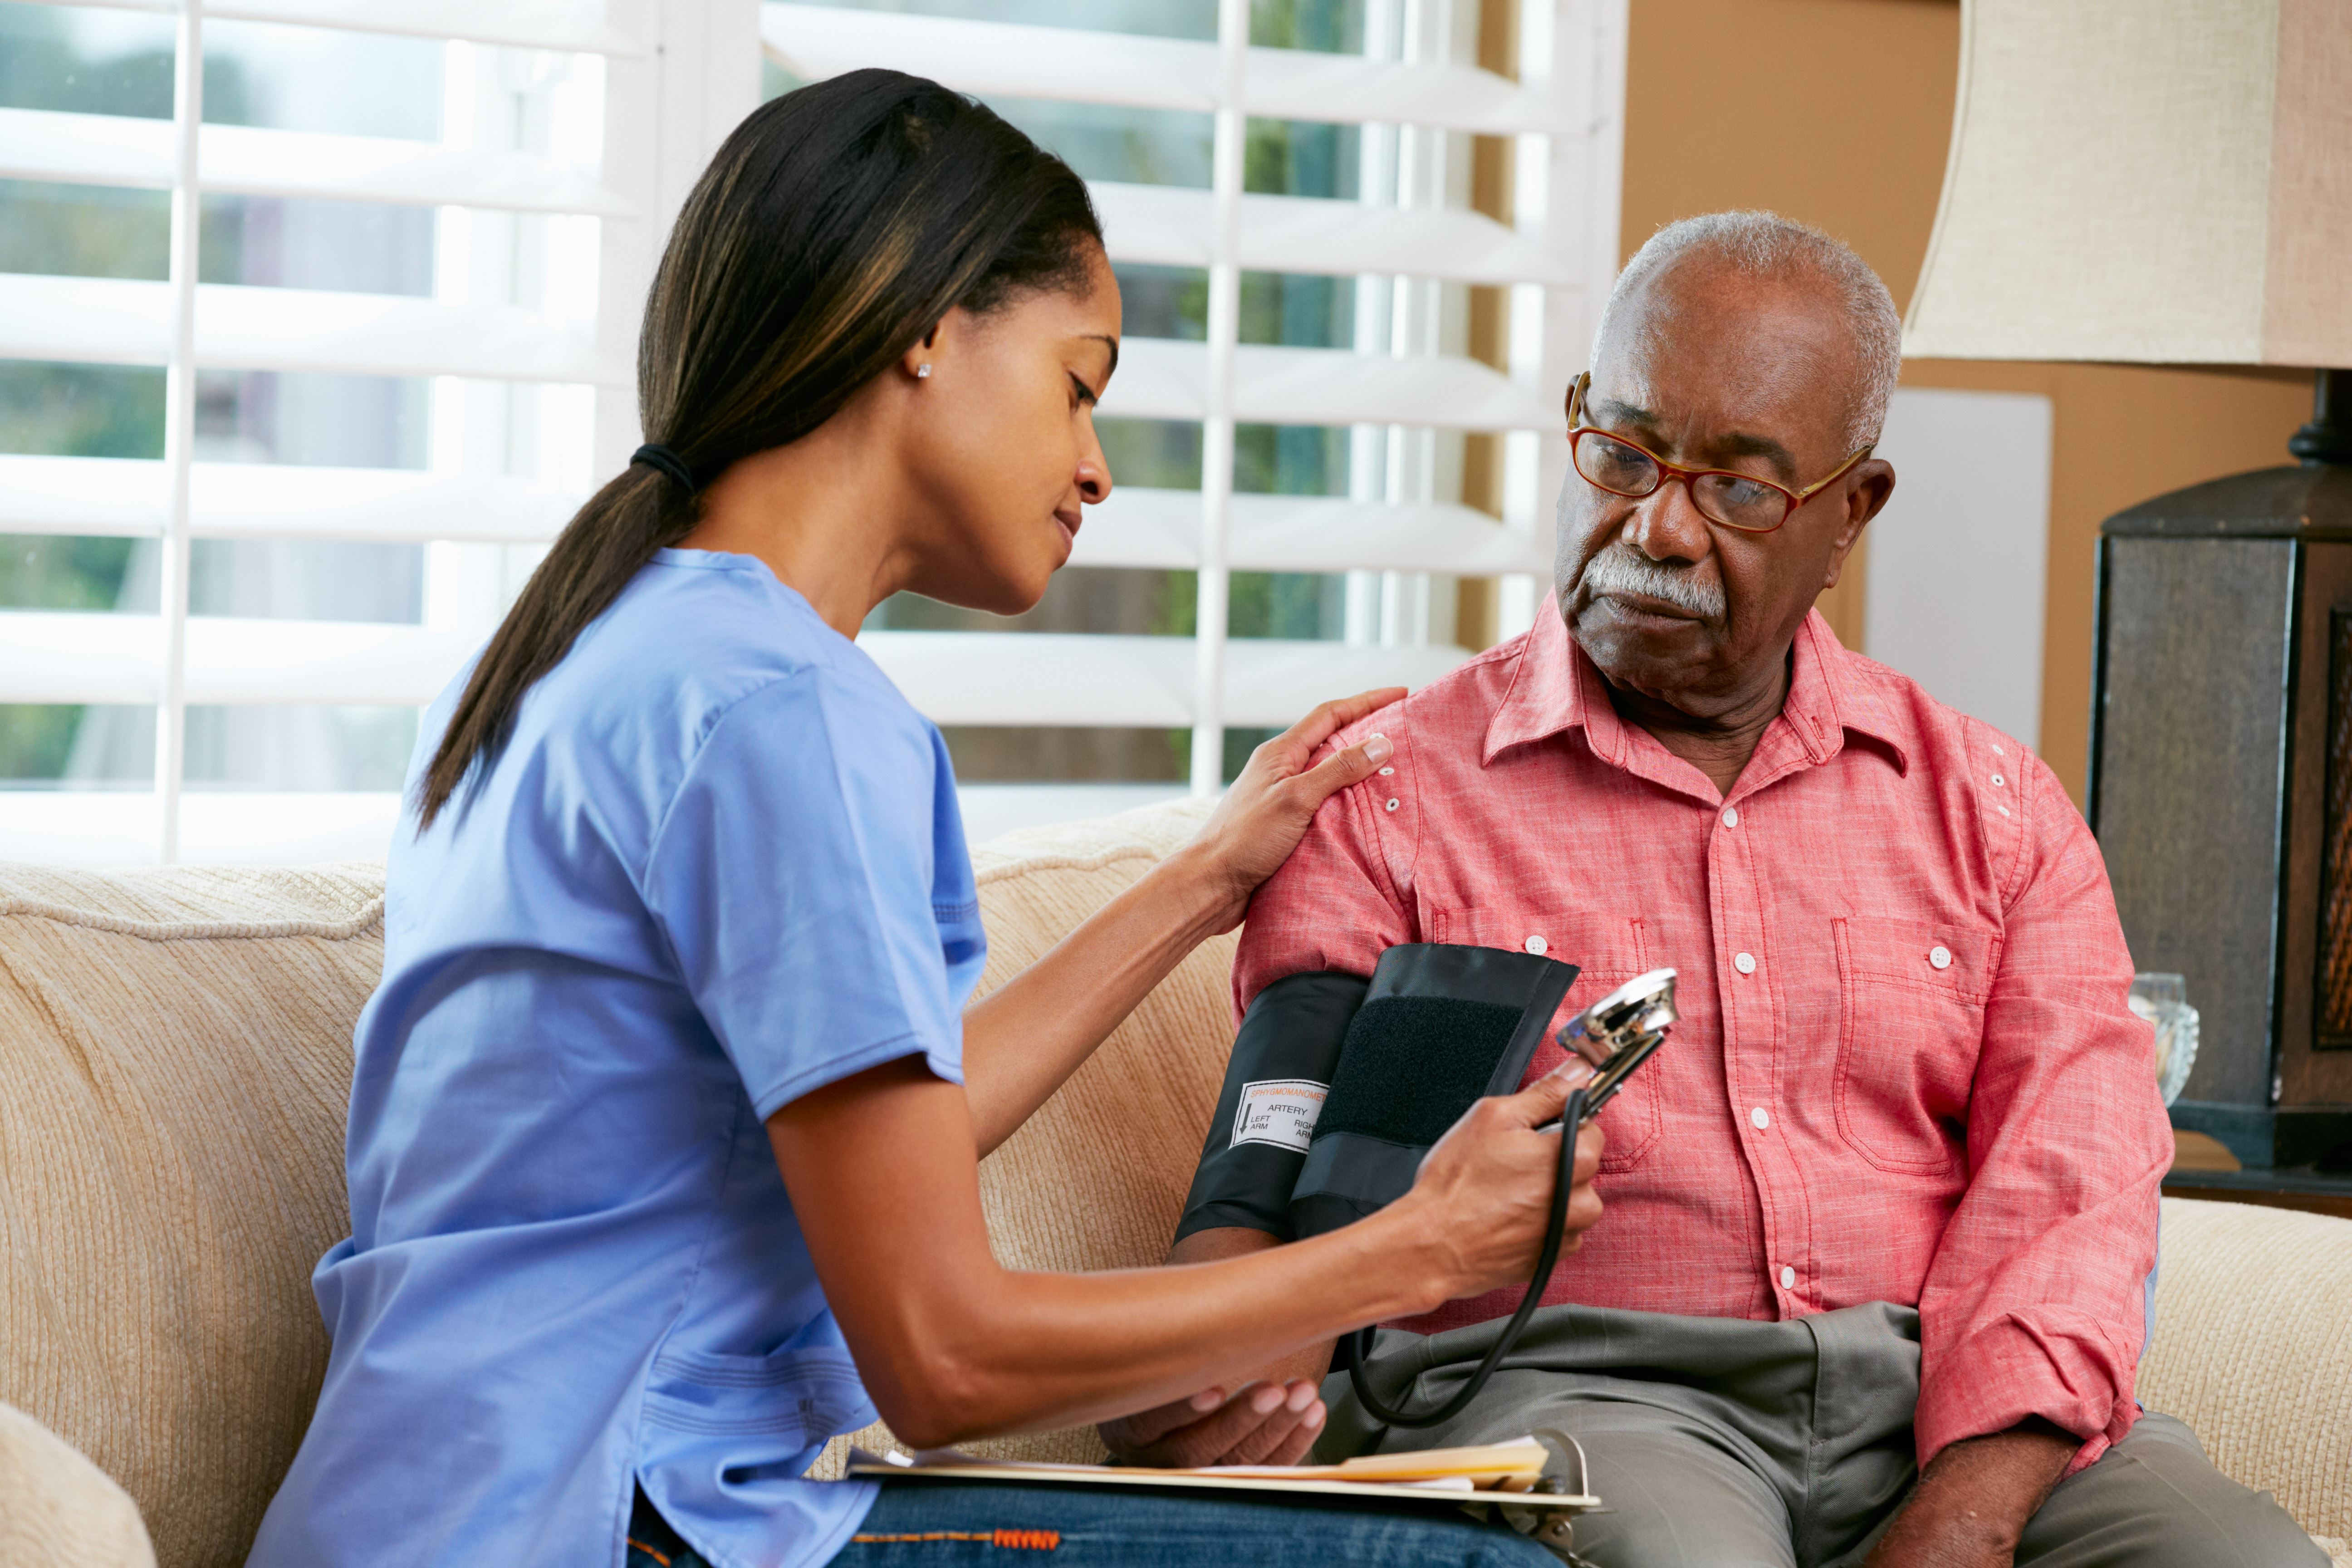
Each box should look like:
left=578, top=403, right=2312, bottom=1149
left=2128, top=972, right=2200, bottom=1107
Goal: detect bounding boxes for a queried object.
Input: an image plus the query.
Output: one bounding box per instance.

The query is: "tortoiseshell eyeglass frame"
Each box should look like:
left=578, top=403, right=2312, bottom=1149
left=1565, top=371, right=1872, bottom=535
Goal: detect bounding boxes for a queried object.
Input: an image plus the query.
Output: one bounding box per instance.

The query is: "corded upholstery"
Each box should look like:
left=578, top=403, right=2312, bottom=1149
left=0, top=862, right=382, bottom=1568
left=2139, top=1195, right=2352, bottom=1544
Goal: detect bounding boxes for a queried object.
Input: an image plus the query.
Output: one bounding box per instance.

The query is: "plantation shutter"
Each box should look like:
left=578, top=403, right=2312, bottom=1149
left=764, top=0, right=1626, bottom=812
left=0, top=0, right=760, bottom=861
left=0, top=0, right=1624, bottom=860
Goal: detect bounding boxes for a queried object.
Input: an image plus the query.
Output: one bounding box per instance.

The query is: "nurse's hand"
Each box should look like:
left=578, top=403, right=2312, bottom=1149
left=961, top=688, right=1400, bottom=1155
left=1398, top=1056, right=1606, bottom=1286
left=1183, top=688, right=1404, bottom=931
left=1099, top=1379, right=1326, bottom=1468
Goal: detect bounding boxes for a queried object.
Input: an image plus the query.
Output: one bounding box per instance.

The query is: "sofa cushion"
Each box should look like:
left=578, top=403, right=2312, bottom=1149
left=2139, top=1196, right=2352, bottom=1542
left=0, top=1400, right=155, bottom=1568
left=0, top=862, right=383, bottom=1568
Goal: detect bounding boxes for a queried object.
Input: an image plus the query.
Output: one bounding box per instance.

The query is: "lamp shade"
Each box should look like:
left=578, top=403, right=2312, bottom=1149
left=1903, top=0, right=2352, bottom=367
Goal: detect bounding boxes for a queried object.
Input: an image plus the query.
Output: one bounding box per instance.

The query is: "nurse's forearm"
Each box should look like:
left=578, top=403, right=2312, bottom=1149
left=884, top=1201, right=1454, bottom=1448
left=958, top=844, right=1231, bottom=1155
left=770, top=1057, right=1593, bottom=1450
left=957, top=689, right=1400, bottom=1156
left=776, top=1060, right=1431, bottom=1447
left=1164, top=1227, right=1339, bottom=1389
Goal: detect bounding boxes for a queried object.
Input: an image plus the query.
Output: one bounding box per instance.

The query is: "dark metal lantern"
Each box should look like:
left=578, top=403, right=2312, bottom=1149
left=2090, top=372, right=2352, bottom=1168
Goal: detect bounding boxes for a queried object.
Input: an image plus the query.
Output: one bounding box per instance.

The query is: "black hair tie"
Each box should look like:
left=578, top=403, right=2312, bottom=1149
left=631, top=443, right=696, bottom=491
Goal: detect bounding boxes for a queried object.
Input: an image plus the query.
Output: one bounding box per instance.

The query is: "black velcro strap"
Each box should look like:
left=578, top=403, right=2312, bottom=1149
left=1313, top=995, right=1529, bottom=1147
left=1171, top=970, right=1367, bottom=1245
left=1289, top=943, right=1578, bottom=1240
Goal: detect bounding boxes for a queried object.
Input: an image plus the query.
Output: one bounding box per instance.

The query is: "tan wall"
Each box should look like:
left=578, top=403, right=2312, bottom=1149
left=1619, top=0, right=2312, bottom=804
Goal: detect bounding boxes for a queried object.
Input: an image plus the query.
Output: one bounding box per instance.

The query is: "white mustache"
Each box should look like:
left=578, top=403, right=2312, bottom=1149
left=1579, top=546, right=1725, bottom=620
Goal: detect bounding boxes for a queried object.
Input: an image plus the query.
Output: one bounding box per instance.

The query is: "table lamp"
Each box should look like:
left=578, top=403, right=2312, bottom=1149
left=1902, top=0, right=2352, bottom=1170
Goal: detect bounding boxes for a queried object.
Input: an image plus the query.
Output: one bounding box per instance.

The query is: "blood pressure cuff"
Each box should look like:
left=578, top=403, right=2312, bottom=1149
left=1171, top=943, right=1579, bottom=1247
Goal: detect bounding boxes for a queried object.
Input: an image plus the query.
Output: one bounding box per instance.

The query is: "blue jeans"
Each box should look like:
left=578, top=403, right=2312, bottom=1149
left=625, top=1482, right=1559, bottom=1567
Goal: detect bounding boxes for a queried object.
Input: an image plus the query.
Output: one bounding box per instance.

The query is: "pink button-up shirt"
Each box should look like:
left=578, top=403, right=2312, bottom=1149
left=1235, top=608, right=2171, bottom=1469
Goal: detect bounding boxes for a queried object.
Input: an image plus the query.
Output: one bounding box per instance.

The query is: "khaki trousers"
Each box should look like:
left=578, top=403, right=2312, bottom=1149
left=1317, top=1301, right=2324, bottom=1568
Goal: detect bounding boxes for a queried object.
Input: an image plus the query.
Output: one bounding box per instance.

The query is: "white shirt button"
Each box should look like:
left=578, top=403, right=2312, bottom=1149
left=1524, top=934, right=1548, bottom=956
left=1997, top=805, right=2011, bottom=818
left=1929, top=946, right=1952, bottom=970
left=1750, top=1106, right=1770, bottom=1130
left=1384, top=798, right=1400, bottom=812
left=1779, top=1265, right=1797, bottom=1290
left=1991, top=743, right=2005, bottom=756
left=1721, top=807, right=1740, bottom=828
left=1733, top=951, right=1757, bottom=975
left=1990, top=773, right=2006, bottom=788
left=1378, top=765, right=1395, bottom=776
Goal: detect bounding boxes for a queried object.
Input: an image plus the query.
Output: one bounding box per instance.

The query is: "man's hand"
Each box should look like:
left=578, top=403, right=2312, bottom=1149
left=1099, top=1379, right=1326, bottom=1468
left=1865, top=1420, right=2078, bottom=1568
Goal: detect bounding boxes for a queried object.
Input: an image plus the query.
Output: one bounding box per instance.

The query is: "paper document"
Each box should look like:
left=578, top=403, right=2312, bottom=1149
left=847, top=1437, right=1597, bottom=1513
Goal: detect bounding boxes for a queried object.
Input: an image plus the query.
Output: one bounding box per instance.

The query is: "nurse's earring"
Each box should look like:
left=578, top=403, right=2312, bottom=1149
left=915, top=363, right=932, bottom=379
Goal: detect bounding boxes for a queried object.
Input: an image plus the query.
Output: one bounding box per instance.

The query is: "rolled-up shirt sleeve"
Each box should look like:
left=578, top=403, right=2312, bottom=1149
left=1911, top=750, right=2173, bottom=1472
left=1232, top=720, right=1415, bottom=1019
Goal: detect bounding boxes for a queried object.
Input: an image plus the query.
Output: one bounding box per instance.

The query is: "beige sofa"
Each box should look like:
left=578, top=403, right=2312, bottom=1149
left=2, top=799, right=2347, bottom=1567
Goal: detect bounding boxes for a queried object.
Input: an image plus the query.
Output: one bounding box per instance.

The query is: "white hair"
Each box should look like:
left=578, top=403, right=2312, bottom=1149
left=1589, top=211, right=1902, bottom=451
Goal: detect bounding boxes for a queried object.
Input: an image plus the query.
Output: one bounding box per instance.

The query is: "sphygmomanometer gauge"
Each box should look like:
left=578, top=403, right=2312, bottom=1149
left=1555, top=967, right=1679, bottom=1127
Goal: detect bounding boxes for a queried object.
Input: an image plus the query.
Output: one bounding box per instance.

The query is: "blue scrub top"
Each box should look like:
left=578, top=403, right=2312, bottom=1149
left=248, top=549, right=986, bottom=1568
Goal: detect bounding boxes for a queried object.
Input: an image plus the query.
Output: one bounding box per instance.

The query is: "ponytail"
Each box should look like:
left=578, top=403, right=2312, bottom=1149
left=413, top=70, right=1100, bottom=829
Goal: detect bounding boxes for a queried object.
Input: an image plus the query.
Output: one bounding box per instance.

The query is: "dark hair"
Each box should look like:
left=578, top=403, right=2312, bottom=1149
left=414, top=70, right=1102, bottom=829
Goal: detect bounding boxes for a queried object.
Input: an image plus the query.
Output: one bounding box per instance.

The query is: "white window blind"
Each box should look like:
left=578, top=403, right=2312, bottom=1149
left=762, top=0, right=1625, bottom=836
left=0, top=0, right=1623, bottom=862
left=0, top=0, right=760, bottom=862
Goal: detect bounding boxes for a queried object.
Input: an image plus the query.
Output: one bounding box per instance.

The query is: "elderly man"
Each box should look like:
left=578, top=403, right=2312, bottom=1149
left=1109, top=213, right=2323, bottom=1567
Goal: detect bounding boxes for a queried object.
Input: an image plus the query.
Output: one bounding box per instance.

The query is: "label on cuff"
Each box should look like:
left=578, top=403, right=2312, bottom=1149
left=1232, top=1078, right=1328, bottom=1152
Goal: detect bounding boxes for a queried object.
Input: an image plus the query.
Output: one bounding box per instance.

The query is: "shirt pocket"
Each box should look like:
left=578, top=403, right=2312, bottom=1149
left=1832, top=915, right=1993, bottom=1175
left=1425, top=906, right=1661, bottom=1171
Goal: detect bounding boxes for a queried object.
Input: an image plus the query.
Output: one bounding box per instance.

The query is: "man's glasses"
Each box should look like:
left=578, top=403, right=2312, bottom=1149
left=1565, top=372, right=1871, bottom=535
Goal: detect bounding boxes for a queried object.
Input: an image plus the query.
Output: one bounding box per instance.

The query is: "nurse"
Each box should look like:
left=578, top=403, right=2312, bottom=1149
left=249, top=69, right=1602, bottom=1568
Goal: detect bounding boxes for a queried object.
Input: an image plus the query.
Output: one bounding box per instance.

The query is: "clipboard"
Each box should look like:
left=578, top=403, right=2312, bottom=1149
left=847, top=1435, right=1599, bottom=1521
